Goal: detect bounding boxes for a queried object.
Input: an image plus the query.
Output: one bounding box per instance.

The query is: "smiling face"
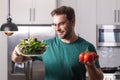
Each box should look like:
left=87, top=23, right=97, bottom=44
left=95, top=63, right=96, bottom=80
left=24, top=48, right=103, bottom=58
left=52, top=14, right=75, bottom=40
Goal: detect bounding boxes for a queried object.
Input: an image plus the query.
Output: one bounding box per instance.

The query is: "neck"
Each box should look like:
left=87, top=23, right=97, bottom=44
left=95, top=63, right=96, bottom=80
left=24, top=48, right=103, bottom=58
left=61, top=34, right=78, bottom=43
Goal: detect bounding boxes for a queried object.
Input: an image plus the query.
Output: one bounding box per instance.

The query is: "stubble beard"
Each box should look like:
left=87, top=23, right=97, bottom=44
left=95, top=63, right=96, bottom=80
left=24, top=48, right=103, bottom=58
left=58, top=28, right=72, bottom=40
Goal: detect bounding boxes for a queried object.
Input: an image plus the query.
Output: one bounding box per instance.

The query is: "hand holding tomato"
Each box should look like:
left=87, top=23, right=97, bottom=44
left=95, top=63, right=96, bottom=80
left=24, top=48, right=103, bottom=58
left=91, top=52, right=99, bottom=61
left=78, top=51, right=98, bottom=64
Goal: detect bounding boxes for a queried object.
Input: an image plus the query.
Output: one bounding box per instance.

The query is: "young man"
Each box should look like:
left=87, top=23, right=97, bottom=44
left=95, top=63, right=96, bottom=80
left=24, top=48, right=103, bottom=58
left=12, top=6, right=103, bottom=80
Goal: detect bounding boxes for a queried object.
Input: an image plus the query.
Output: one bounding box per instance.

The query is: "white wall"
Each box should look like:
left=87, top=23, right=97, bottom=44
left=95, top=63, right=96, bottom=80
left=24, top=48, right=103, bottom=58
left=0, top=32, right=7, bottom=80
left=76, top=0, right=96, bottom=47
left=58, top=0, right=97, bottom=47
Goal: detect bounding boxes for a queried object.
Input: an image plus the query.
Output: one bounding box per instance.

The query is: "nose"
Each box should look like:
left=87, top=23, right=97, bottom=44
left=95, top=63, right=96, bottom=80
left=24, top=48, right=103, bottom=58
left=54, top=26, right=61, bottom=31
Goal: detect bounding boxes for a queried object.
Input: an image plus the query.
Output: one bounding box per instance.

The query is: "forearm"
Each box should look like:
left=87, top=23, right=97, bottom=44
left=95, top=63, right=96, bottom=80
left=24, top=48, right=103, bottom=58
left=85, top=63, right=103, bottom=80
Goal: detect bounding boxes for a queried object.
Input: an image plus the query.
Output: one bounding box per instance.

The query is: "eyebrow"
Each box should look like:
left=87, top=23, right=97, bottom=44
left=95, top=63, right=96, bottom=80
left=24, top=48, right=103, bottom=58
left=52, top=20, right=67, bottom=25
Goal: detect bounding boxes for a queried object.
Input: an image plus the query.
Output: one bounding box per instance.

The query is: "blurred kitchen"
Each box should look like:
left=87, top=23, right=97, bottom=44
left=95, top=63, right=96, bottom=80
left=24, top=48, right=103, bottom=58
left=0, top=0, right=120, bottom=80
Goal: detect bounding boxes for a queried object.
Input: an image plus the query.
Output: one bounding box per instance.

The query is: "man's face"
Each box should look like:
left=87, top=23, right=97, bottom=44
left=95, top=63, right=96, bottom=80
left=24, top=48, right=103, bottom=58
left=52, top=14, right=74, bottom=39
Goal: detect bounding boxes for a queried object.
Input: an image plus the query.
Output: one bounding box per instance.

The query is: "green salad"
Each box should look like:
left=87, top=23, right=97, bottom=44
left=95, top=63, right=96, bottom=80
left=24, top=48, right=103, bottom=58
left=17, top=38, right=47, bottom=55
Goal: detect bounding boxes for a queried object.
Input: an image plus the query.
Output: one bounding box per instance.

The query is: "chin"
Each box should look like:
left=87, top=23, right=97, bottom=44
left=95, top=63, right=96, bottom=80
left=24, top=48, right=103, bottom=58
left=58, top=35, right=64, bottom=39
left=57, top=33, right=66, bottom=39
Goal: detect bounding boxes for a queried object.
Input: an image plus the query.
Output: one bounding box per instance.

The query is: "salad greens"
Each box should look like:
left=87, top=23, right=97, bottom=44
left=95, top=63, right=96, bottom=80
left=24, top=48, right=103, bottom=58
left=17, top=38, right=47, bottom=55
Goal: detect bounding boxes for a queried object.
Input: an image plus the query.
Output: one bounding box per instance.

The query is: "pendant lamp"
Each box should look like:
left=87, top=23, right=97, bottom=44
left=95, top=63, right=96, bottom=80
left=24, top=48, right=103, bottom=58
left=0, top=0, right=18, bottom=31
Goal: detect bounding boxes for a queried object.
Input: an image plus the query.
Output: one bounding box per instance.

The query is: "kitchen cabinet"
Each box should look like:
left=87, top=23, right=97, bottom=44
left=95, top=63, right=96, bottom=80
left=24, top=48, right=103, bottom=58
left=10, top=0, right=56, bottom=24
left=97, top=0, right=120, bottom=24
left=0, top=0, right=7, bottom=26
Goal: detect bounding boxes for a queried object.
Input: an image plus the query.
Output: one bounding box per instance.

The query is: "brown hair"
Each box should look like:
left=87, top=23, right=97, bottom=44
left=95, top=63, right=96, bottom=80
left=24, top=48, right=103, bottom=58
left=51, top=6, right=75, bottom=21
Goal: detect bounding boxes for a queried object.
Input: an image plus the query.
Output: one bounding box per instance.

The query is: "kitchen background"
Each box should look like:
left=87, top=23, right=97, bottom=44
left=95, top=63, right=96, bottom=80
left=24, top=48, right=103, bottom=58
left=0, top=0, right=120, bottom=80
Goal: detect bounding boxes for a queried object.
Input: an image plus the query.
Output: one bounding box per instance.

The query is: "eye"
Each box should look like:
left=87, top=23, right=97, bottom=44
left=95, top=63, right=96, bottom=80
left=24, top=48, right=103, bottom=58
left=51, top=23, right=56, bottom=26
left=51, top=20, right=67, bottom=27
left=59, top=22, right=65, bottom=26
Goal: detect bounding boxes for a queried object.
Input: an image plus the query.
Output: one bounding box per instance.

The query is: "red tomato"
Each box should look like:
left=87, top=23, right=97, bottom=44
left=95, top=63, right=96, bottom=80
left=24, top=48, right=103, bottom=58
left=79, top=51, right=99, bottom=64
left=91, top=52, right=99, bottom=61
left=79, top=53, right=85, bottom=63
left=84, top=53, right=94, bottom=63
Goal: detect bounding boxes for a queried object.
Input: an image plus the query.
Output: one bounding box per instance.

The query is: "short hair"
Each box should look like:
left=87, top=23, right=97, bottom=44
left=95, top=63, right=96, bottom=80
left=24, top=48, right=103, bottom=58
left=51, top=6, right=75, bottom=21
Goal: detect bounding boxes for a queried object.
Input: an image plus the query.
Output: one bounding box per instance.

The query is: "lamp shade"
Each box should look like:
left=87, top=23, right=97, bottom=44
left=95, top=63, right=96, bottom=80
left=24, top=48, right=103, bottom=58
left=0, top=17, right=18, bottom=31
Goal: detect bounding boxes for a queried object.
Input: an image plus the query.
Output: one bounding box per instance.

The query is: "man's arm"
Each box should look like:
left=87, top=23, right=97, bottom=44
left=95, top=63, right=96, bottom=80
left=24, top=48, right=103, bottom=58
left=85, top=62, right=104, bottom=80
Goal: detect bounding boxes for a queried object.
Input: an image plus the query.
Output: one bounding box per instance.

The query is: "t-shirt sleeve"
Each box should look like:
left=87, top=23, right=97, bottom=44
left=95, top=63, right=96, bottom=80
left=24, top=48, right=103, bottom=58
left=31, top=55, right=43, bottom=61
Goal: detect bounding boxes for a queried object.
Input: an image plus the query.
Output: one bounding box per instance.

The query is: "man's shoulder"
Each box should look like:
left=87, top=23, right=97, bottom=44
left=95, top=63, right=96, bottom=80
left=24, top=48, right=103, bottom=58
left=42, top=37, right=57, bottom=44
left=78, top=36, right=94, bottom=47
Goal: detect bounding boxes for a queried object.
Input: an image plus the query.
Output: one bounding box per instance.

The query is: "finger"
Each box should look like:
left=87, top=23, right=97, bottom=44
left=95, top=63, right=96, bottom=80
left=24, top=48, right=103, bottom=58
left=15, top=46, right=22, bottom=55
left=85, top=61, right=94, bottom=66
left=13, top=50, right=19, bottom=56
